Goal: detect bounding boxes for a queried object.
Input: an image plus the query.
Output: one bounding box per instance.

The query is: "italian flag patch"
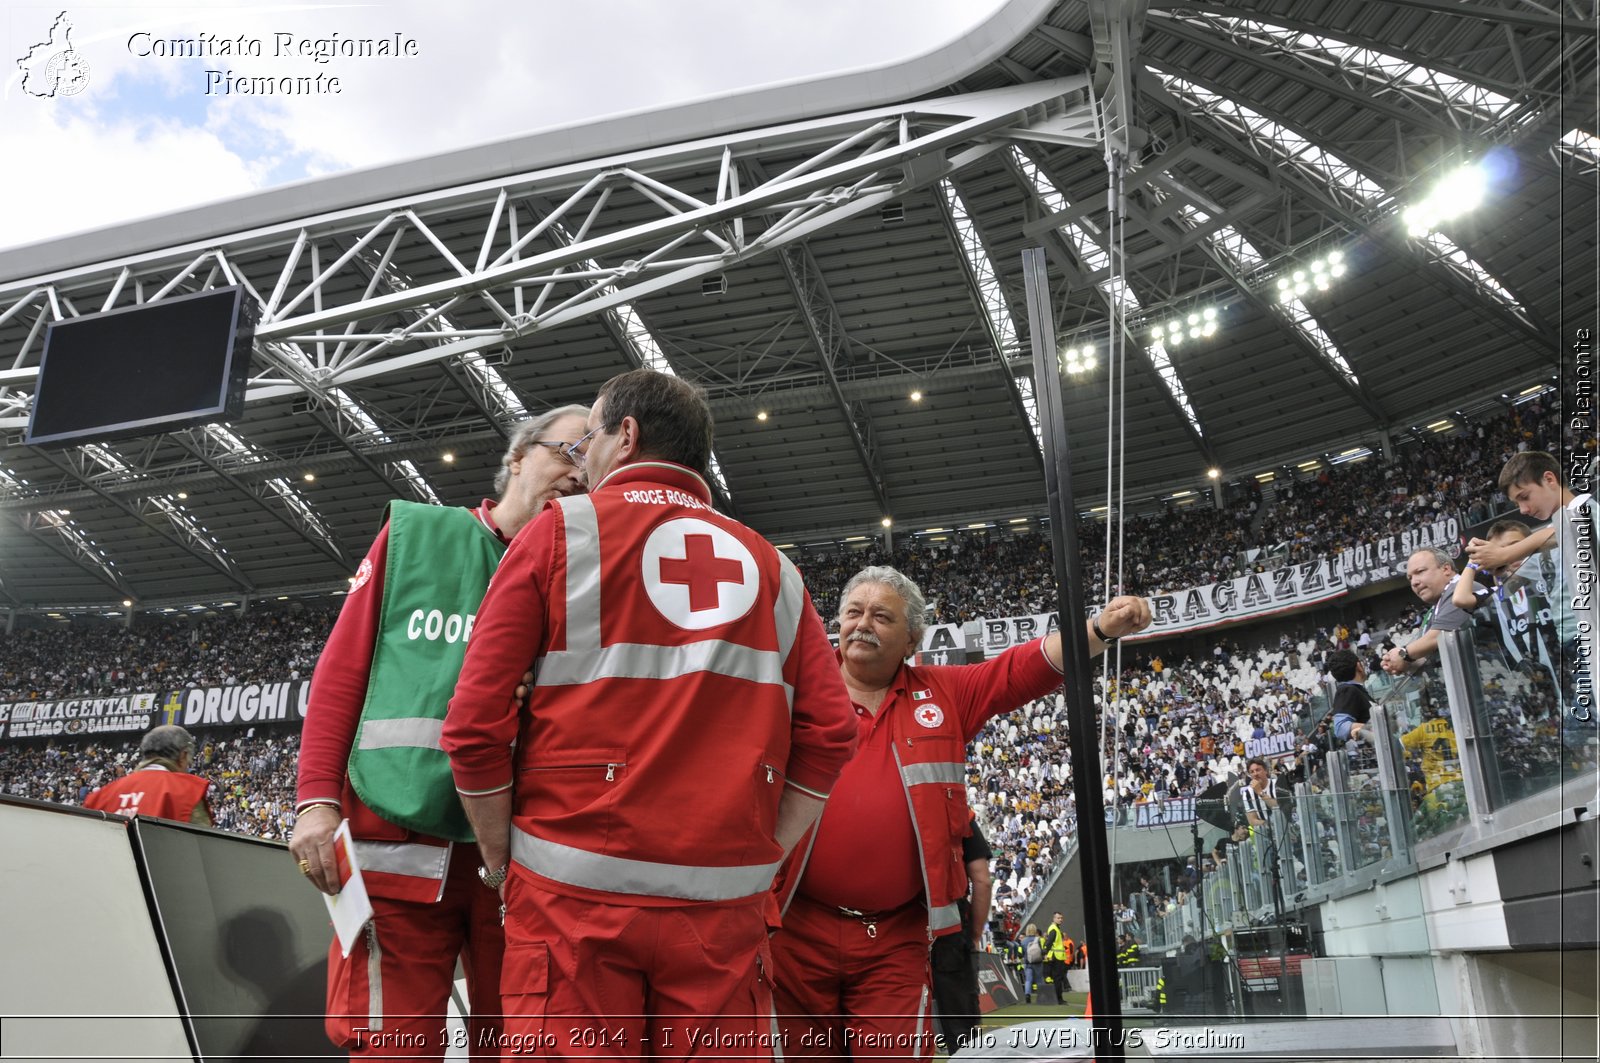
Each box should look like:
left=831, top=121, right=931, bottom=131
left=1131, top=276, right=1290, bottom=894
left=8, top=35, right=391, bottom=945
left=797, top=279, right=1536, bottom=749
left=912, top=689, right=934, bottom=701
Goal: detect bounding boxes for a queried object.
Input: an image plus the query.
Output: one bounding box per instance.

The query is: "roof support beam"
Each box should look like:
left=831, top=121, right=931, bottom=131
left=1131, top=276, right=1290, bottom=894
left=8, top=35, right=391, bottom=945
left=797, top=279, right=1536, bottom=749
left=171, top=431, right=353, bottom=571
left=1007, top=153, right=1217, bottom=466
left=1136, top=68, right=1562, bottom=357
left=1342, top=0, right=1583, bottom=32
left=339, top=236, right=530, bottom=439
left=34, top=448, right=256, bottom=594
left=442, top=360, right=515, bottom=441
left=1131, top=191, right=1390, bottom=429
left=302, top=399, right=434, bottom=500
left=930, top=185, right=1047, bottom=472
left=1157, top=3, right=1533, bottom=100
left=1152, top=13, right=1585, bottom=187
left=9, top=512, right=137, bottom=599
left=744, top=160, right=894, bottom=522
left=1088, top=0, right=1152, bottom=157
left=773, top=241, right=893, bottom=521
left=1156, top=17, right=1513, bottom=145
left=524, top=195, right=743, bottom=520
left=0, top=80, right=1098, bottom=427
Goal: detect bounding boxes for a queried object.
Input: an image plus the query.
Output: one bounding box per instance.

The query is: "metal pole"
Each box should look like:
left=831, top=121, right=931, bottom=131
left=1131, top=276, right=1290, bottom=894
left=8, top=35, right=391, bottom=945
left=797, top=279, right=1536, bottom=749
left=1020, top=246, right=1124, bottom=1060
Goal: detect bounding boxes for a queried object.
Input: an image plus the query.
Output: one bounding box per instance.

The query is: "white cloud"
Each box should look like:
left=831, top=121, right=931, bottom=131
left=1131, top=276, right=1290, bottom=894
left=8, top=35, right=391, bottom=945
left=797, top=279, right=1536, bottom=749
left=0, top=0, right=1005, bottom=253
left=1, top=106, right=263, bottom=246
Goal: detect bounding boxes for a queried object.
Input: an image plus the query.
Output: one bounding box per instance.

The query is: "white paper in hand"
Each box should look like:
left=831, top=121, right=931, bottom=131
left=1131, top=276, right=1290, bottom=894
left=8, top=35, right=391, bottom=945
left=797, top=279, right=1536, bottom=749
left=323, top=819, right=373, bottom=957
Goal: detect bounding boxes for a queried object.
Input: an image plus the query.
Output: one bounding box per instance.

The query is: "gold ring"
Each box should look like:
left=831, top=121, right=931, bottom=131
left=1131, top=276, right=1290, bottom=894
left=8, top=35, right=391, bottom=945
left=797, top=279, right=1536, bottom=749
left=298, top=858, right=312, bottom=875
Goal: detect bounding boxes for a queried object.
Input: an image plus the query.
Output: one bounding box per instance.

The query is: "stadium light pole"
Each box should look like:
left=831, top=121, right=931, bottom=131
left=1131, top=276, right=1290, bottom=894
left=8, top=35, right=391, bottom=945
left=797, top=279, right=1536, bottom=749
left=1021, top=246, right=1124, bottom=1060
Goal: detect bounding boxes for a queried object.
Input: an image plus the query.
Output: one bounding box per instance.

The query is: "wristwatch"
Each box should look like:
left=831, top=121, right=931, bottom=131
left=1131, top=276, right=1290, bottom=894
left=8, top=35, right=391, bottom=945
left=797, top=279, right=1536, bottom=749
left=1398, top=645, right=1414, bottom=663
left=478, top=864, right=509, bottom=890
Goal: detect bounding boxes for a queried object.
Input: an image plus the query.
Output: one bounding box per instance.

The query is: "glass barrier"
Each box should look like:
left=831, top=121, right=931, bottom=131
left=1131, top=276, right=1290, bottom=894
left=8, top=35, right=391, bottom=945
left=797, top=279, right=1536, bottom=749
left=1369, top=668, right=1470, bottom=843
left=1057, top=579, right=1600, bottom=1031
left=1449, top=575, right=1597, bottom=808
left=1099, top=784, right=1442, bottom=1027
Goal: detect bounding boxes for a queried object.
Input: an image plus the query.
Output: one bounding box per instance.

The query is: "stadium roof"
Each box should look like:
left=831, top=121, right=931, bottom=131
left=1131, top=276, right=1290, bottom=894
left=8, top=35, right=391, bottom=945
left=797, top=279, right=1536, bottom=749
left=0, top=0, right=1592, bottom=613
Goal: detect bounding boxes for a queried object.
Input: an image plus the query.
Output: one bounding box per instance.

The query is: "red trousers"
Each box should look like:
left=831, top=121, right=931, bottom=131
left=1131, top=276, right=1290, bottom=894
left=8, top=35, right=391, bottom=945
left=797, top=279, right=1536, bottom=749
left=498, top=875, right=778, bottom=1061
left=770, top=895, right=935, bottom=1063
left=326, top=851, right=504, bottom=1060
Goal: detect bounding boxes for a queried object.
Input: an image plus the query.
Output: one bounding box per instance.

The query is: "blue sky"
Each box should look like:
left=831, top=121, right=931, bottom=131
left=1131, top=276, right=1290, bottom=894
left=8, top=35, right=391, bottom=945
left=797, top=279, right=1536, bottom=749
left=1, top=0, right=1005, bottom=250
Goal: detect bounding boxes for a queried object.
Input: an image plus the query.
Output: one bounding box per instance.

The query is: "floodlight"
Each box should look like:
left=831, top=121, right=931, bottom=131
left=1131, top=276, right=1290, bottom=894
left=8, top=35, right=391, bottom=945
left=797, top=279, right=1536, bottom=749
left=1403, top=161, right=1491, bottom=237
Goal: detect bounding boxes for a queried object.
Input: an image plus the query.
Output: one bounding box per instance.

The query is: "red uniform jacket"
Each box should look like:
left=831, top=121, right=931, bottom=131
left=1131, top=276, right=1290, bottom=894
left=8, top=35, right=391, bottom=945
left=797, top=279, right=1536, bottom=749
left=774, top=639, right=1062, bottom=936
left=445, top=461, right=857, bottom=907
left=84, top=765, right=210, bottom=823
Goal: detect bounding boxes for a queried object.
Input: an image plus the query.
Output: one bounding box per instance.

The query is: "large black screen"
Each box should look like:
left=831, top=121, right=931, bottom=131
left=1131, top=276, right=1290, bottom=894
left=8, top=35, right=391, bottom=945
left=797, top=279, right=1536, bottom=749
left=25, top=286, right=257, bottom=448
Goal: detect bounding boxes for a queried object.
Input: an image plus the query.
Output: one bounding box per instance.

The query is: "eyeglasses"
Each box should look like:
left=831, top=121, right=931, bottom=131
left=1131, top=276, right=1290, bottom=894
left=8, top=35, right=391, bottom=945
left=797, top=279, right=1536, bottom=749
left=532, top=425, right=602, bottom=468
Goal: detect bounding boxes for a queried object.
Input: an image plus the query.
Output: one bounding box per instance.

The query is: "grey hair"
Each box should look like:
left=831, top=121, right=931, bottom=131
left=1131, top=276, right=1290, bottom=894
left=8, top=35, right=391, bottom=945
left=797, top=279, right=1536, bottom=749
left=1410, top=545, right=1455, bottom=570
left=841, top=565, right=928, bottom=644
left=494, top=404, right=591, bottom=496
left=139, top=725, right=195, bottom=763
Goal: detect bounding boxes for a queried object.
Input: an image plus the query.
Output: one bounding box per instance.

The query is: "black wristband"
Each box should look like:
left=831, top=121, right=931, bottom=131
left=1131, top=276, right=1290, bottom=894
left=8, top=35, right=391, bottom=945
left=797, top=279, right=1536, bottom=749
left=1092, top=617, right=1118, bottom=644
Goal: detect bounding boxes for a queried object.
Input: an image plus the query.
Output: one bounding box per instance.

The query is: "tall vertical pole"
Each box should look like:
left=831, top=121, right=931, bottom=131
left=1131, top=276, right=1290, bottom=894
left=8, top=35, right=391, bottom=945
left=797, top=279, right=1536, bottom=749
left=1021, top=247, right=1124, bottom=1060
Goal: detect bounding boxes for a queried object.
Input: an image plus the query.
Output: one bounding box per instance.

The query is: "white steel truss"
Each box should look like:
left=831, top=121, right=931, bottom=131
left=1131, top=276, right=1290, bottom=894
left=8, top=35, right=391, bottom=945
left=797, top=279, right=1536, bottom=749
left=187, top=424, right=350, bottom=567
left=0, top=462, right=132, bottom=596
left=527, top=209, right=740, bottom=506
left=54, top=442, right=254, bottom=591
left=1557, top=128, right=1600, bottom=171
left=1157, top=74, right=1538, bottom=328
left=0, top=79, right=1095, bottom=431
left=1173, top=202, right=1363, bottom=390
left=1011, top=149, right=1210, bottom=442
left=1173, top=12, right=1526, bottom=131
left=937, top=177, right=1047, bottom=458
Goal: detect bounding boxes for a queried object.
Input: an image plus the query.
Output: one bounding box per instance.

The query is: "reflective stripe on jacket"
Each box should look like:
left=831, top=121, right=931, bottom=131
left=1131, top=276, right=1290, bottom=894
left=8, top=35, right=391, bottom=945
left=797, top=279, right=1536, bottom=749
left=511, top=466, right=817, bottom=905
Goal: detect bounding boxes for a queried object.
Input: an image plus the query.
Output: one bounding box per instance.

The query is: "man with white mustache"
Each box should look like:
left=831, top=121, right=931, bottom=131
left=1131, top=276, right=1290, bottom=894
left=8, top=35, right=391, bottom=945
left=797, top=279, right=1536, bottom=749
left=769, top=565, right=1151, bottom=1061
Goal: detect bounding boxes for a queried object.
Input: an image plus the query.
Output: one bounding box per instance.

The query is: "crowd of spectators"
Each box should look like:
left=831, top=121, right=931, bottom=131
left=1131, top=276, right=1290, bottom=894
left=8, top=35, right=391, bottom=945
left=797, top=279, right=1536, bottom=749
left=805, top=396, right=1565, bottom=614
left=964, top=622, right=1387, bottom=925
left=0, top=729, right=301, bottom=839
left=1274, top=397, right=1566, bottom=566
left=0, top=608, right=334, bottom=702
left=3, top=603, right=1419, bottom=928
left=0, top=398, right=1576, bottom=930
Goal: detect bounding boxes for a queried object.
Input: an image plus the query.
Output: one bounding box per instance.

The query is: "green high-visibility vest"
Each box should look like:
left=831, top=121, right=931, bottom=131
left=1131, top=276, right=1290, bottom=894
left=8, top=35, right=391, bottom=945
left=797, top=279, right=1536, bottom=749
left=348, top=502, right=506, bottom=841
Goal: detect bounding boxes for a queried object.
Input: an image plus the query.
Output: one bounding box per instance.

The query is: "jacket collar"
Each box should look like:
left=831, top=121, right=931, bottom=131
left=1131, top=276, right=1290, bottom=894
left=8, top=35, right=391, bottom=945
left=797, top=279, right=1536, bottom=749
left=476, top=500, right=506, bottom=541
left=593, top=460, right=713, bottom=502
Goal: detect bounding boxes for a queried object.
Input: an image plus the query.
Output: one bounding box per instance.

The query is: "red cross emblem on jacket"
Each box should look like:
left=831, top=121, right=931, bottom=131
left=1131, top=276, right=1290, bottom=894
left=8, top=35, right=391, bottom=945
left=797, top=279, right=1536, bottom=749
left=642, top=517, right=759, bottom=630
